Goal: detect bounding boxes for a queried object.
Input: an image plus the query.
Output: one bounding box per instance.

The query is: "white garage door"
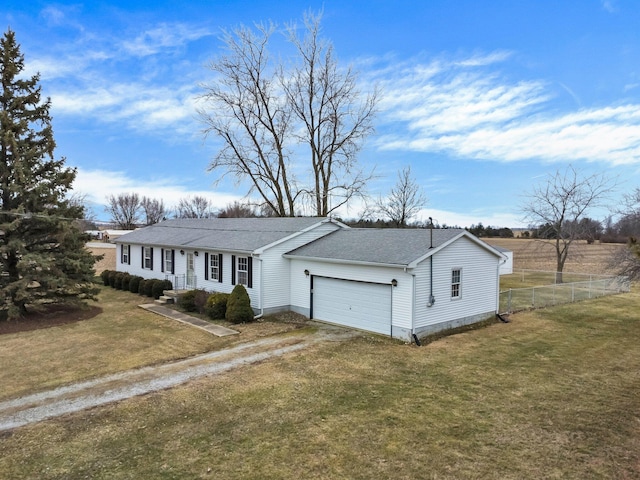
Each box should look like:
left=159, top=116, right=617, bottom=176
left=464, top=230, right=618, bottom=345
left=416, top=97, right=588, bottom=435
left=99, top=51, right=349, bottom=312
left=312, top=276, right=392, bottom=335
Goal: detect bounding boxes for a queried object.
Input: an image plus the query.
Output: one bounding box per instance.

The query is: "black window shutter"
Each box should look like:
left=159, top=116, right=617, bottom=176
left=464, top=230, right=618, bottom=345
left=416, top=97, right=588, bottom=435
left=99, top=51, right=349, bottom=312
left=171, top=250, right=175, bottom=274
left=218, top=253, right=223, bottom=283
left=161, top=248, right=165, bottom=273
left=141, top=246, right=144, bottom=268
left=150, top=247, right=154, bottom=270
left=247, top=257, right=253, bottom=288
left=231, top=255, right=236, bottom=285
left=127, top=246, right=130, bottom=265
left=204, top=253, right=209, bottom=280
left=120, top=244, right=124, bottom=264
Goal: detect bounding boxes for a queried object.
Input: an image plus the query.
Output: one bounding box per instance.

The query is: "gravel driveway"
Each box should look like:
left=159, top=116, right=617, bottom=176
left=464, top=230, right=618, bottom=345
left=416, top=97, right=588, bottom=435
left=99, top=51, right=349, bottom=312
left=0, top=329, right=357, bottom=432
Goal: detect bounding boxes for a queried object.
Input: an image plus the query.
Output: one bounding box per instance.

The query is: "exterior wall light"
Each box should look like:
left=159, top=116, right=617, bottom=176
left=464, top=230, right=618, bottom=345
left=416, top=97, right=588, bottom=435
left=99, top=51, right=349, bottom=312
left=391, top=279, right=398, bottom=287
left=304, top=269, right=310, bottom=277
left=180, top=250, right=185, bottom=255
left=194, top=251, right=199, bottom=256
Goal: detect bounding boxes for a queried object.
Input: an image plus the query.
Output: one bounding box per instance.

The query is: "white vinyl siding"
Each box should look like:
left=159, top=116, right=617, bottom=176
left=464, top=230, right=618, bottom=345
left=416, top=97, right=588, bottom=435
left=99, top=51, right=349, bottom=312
left=414, top=236, right=498, bottom=329
left=260, top=222, right=341, bottom=311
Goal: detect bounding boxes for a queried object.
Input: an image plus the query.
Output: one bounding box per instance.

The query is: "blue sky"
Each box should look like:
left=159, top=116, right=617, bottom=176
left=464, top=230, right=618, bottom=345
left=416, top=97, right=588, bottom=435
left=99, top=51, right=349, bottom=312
left=3, top=0, right=640, bottom=227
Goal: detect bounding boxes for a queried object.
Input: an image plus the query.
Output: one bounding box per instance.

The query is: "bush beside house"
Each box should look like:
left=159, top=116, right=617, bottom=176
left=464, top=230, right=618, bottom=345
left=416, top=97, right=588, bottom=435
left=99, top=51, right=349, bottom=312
left=226, top=284, right=254, bottom=324
left=206, top=292, right=229, bottom=320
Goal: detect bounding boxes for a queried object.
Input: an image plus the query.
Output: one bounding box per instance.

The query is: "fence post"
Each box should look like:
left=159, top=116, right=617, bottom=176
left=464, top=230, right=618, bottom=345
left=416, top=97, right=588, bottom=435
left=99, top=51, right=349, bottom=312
left=532, top=287, right=535, bottom=308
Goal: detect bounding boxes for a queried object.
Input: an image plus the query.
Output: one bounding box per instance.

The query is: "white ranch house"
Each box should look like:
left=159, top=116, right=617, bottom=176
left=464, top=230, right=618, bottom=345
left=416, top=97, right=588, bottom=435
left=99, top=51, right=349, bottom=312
left=115, top=217, right=508, bottom=341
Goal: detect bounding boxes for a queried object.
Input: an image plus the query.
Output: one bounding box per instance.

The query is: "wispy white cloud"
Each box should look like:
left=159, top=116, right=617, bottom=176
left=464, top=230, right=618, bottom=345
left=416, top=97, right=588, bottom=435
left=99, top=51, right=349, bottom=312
left=121, top=23, right=213, bottom=57
left=51, top=83, right=201, bottom=136
left=375, top=52, right=640, bottom=166
left=601, top=0, right=618, bottom=13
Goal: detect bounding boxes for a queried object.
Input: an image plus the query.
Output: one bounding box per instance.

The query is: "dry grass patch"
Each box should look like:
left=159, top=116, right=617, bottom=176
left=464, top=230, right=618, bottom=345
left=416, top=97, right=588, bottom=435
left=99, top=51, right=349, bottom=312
left=485, top=238, right=624, bottom=274
left=0, top=287, right=312, bottom=402
left=1, top=293, right=639, bottom=479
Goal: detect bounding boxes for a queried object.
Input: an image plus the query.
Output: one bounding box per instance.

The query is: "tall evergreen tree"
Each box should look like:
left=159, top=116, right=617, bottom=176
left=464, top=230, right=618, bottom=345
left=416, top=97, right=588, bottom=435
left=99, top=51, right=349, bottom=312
left=0, top=28, right=98, bottom=319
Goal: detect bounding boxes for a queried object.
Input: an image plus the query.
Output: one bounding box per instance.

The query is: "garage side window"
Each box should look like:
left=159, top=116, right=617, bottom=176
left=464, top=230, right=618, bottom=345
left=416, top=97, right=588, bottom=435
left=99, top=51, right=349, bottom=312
left=451, top=268, right=462, bottom=299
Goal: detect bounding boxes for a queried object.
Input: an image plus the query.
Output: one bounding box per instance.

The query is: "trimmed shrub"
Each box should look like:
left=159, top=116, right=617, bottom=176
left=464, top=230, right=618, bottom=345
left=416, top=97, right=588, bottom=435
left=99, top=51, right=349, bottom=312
left=114, top=272, right=124, bottom=290
left=194, top=289, right=209, bottom=314
left=108, top=270, right=118, bottom=288
left=205, top=292, right=229, bottom=320
left=179, top=289, right=197, bottom=312
left=144, top=279, right=156, bottom=297
left=138, top=279, right=147, bottom=295
left=121, top=273, right=131, bottom=291
left=100, top=270, right=111, bottom=286
left=179, top=289, right=209, bottom=313
left=129, top=276, right=142, bottom=294
left=226, top=284, right=254, bottom=324
left=152, top=279, right=172, bottom=299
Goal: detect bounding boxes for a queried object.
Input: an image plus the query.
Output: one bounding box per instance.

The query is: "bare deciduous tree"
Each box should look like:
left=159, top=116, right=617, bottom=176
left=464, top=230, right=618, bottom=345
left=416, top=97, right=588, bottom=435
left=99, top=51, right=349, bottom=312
left=218, top=201, right=257, bottom=218
left=200, top=24, right=297, bottom=217
left=609, top=237, right=640, bottom=281
left=377, top=166, right=427, bottom=228
left=199, top=11, right=377, bottom=217
left=175, top=195, right=215, bottom=219
left=520, top=166, right=615, bottom=282
left=105, top=193, right=141, bottom=229
left=284, top=11, right=378, bottom=216
left=141, top=196, right=167, bottom=225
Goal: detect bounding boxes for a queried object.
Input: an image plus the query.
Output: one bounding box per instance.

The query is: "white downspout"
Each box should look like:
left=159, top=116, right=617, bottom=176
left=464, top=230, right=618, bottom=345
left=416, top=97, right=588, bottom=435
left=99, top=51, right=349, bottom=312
left=411, top=273, right=416, bottom=340
left=254, top=256, right=264, bottom=320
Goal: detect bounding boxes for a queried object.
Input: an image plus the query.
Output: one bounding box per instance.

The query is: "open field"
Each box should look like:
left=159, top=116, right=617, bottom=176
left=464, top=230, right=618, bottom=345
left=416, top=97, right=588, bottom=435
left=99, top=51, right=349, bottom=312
left=87, top=244, right=116, bottom=274
left=485, top=238, right=624, bottom=274
left=0, top=292, right=639, bottom=478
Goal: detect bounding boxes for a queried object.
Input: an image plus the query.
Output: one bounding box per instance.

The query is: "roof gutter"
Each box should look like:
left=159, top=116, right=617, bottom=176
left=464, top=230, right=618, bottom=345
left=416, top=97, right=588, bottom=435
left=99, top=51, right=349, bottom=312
left=282, top=254, right=408, bottom=270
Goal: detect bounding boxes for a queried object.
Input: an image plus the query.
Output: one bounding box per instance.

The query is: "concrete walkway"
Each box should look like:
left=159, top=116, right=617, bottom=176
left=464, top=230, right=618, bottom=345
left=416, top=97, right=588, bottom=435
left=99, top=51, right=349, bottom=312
left=139, top=304, right=239, bottom=336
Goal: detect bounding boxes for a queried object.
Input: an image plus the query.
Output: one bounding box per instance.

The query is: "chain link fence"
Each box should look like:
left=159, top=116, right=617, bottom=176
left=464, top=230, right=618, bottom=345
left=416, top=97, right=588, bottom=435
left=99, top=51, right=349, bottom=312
left=499, top=270, right=630, bottom=314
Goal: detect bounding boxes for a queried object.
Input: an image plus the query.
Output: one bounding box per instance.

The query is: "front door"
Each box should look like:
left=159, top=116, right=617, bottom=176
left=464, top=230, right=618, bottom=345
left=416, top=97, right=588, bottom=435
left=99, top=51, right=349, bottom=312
left=186, top=252, right=196, bottom=288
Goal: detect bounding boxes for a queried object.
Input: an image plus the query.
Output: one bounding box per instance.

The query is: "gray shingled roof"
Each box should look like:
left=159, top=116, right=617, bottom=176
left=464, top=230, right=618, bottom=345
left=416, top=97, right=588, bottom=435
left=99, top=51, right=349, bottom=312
left=115, top=217, right=327, bottom=252
left=285, top=228, right=472, bottom=266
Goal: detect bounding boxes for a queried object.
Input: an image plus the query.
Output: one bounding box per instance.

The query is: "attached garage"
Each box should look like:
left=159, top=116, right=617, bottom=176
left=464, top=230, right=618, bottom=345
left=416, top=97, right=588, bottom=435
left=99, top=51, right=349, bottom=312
left=286, top=228, right=505, bottom=342
left=311, top=276, right=392, bottom=335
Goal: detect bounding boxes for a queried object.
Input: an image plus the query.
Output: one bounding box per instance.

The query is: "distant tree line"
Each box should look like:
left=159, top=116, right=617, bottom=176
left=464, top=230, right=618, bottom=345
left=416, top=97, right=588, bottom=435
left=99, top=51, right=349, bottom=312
left=466, top=223, right=514, bottom=238
left=104, top=193, right=267, bottom=229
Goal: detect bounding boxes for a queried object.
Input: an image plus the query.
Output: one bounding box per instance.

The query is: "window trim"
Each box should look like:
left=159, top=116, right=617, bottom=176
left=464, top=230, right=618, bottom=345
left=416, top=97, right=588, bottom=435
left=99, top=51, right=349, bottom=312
left=210, top=253, right=220, bottom=281
left=143, top=246, right=153, bottom=270
left=164, top=249, right=173, bottom=275
left=237, top=256, right=248, bottom=286
left=121, top=244, right=130, bottom=265
left=451, top=267, right=462, bottom=299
